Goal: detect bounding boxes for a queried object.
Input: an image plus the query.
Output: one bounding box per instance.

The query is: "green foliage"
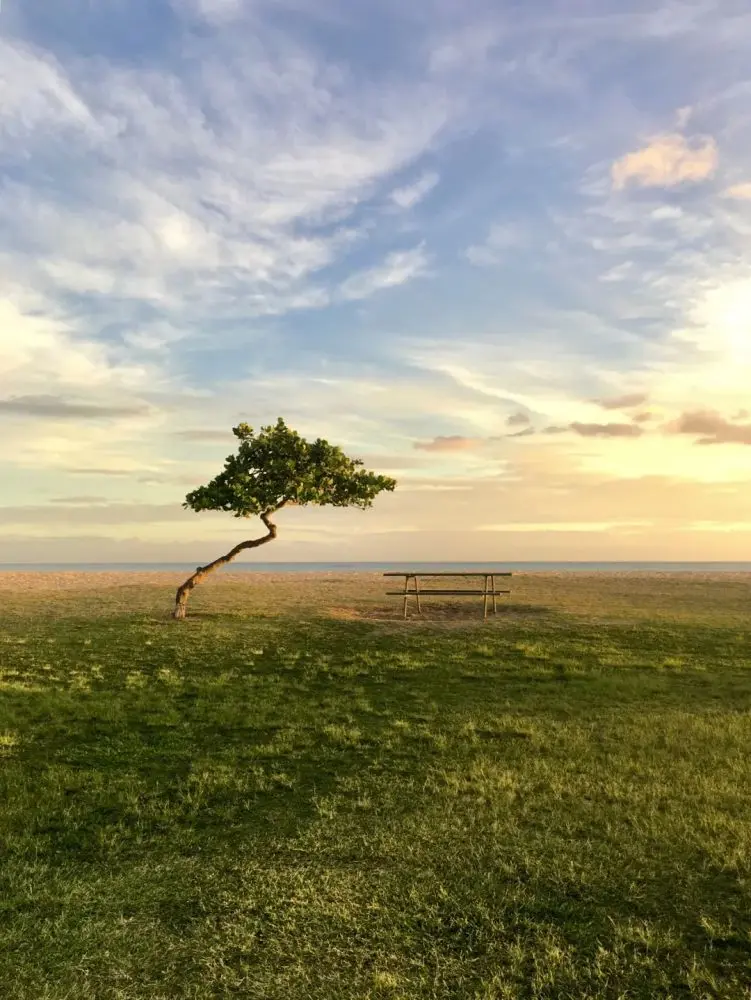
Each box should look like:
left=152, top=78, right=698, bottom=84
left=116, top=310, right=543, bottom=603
left=183, top=418, right=397, bottom=518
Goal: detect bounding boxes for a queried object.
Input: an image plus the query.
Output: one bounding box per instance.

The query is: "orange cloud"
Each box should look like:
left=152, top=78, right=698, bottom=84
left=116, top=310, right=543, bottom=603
left=413, top=435, right=480, bottom=452
left=667, top=410, right=751, bottom=446
left=612, top=133, right=718, bottom=190
left=724, top=182, right=751, bottom=200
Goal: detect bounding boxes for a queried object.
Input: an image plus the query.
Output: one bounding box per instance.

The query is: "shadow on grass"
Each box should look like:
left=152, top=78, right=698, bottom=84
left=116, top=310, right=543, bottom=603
left=401, top=845, right=751, bottom=997
left=2, top=613, right=749, bottom=864
left=2, top=608, right=751, bottom=997
left=512, top=851, right=751, bottom=995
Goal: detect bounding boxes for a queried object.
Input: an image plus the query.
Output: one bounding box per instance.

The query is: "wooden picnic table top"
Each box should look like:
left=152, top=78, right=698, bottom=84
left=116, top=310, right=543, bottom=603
left=383, top=570, right=512, bottom=577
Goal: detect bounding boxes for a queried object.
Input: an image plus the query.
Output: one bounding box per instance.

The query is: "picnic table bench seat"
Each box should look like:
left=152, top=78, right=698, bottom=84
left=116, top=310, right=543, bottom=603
left=384, top=571, right=512, bottom=619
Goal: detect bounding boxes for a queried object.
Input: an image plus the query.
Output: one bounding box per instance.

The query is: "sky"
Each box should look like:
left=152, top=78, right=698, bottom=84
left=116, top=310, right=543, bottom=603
left=2, top=0, right=751, bottom=564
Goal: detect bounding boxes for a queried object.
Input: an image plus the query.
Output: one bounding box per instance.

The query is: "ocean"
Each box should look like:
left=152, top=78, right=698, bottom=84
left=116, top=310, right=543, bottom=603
left=2, top=562, right=751, bottom=574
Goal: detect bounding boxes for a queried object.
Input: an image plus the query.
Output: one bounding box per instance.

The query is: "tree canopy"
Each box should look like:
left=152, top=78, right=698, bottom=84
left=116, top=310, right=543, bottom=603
left=172, top=418, right=397, bottom=618
left=183, top=417, right=397, bottom=517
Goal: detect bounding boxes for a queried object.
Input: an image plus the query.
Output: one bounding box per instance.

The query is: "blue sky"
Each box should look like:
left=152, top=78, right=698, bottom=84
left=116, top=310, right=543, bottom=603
left=2, top=0, right=751, bottom=562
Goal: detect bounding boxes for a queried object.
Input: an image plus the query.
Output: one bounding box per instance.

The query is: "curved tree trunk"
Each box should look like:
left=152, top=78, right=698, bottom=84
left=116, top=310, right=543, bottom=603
left=172, top=510, right=280, bottom=620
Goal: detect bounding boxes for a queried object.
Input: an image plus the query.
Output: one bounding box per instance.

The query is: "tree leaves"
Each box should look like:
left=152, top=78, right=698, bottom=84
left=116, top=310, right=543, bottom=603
left=183, top=417, right=397, bottom=518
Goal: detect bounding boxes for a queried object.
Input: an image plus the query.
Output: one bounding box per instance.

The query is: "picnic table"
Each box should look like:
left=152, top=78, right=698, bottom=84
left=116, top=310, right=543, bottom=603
left=384, top=571, right=512, bottom=619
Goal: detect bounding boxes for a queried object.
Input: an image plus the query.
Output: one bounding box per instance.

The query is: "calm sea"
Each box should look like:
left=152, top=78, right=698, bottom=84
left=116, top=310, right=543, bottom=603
left=2, top=562, right=751, bottom=573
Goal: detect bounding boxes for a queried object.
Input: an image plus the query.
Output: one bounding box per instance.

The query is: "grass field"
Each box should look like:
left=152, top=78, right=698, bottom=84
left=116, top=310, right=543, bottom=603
left=1, top=571, right=751, bottom=999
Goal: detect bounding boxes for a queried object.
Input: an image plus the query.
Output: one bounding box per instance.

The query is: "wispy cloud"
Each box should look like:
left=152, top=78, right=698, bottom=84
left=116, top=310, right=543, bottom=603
left=478, top=520, right=652, bottom=533
left=547, top=422, right=645, bottom=439
left=0, top=503, right=185, bottom=526
left=390, top=171, right=439, bottom=209
left=0, top=298, right=150, bottom=397
left=414, top=435, right=481, bottom=453
left=66, top=468, right=145, bottom=478
left=595, top=392, right=648, bottom=410
left=339, top=246, right=430, bottom=301
left=0, top=28, right=452, bottom=335
left=175, top=0, right=245, bottom=23
left=0, top=395, right=152, bottom=420
left=49, top=496, right=111, bottom=505
left=465, top=224, right=525, bottom=267
left=506, top=412, right=531, bottom=428
left=173, top=429, right=234, bottom=442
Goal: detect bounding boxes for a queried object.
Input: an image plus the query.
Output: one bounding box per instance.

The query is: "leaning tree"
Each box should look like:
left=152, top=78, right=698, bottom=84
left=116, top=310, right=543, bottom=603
left=172, top=418, right=397, bottom=619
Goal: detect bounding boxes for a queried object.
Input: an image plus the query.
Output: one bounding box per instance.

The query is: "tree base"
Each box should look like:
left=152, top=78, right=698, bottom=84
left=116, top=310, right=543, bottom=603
left=171, top=514, right=279, bottom=619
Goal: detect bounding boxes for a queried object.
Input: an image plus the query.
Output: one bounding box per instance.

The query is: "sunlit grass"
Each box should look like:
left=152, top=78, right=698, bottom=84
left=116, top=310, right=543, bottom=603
left=1, top=572, right=750, bottom=997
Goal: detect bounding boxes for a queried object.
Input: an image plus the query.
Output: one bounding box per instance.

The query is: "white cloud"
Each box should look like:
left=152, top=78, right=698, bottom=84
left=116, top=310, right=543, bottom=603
left=427, top=23, right=500, bottom=75
left=339, top=246, right=430, bottom=301
left=651, top=205, right=683, bottom=221
left=390, top=171, right=439, bottom=209
left=465, top=223, right=524, bottom=267
left=175, top=0, right=246, bottom=22
left=0, top=39, right=99, bottom=139
left=0, top=290, right=177, bottom=480
left=0, top=30, right=453, bottom=331
left=0, top=297, right=149, bottom=393
left=675, top=106, right=693, bottom=129
left=0, top=17, right=461, bottom=490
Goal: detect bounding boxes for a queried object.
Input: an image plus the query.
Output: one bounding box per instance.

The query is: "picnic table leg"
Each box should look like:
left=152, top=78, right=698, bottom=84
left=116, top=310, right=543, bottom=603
left=483, top=575, right=489, bottom=619
left=415, top=575, right=422, bottom=615
left=402, top=575, right=410, bottom=619
left=492, top=574, right=498, bottom=615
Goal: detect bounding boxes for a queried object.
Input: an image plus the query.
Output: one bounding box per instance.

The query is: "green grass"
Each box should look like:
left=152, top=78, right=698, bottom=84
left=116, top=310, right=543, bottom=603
left=1, top=573, right=751, bottom=998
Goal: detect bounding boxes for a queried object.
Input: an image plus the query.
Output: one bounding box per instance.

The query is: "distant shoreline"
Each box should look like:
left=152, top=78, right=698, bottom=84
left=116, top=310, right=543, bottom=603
left=2, top=561, right=751, bottom=574
left=0, top=560, right=751, bottom=576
